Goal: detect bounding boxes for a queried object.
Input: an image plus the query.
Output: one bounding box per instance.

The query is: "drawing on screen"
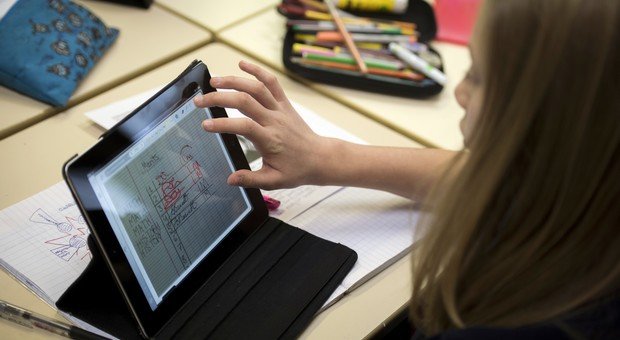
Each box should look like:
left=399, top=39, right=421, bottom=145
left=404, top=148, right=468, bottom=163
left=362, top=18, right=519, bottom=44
left=144, top=144, right=214, bottom=269
left=124, top=197, right=163, bottom=259
left=29, top=208, right=91, bottom=262
left=157, top=171, right=183, bottom=212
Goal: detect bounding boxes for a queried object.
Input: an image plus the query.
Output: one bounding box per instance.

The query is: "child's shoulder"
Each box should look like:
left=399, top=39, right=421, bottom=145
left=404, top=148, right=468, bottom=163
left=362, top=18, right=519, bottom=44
left=416, top=294, right=620, bottom=340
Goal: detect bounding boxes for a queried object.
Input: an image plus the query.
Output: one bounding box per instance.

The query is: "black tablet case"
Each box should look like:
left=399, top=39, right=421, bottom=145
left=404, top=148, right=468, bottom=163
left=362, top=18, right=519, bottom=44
left=56, top=217, right=357, bottom=339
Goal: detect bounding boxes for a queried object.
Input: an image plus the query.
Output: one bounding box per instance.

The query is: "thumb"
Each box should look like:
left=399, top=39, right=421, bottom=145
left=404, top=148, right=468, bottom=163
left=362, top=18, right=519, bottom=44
left=227, top=168, right=281, bottom=190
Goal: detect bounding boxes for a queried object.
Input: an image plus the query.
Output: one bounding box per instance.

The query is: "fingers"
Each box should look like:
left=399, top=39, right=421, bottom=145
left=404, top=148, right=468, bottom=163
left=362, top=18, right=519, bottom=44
left=203, top=118, right=269, bottom=145
left=210, top=76, right=279, bottom=111
left=227, top=168, right=283, bottom=190
left=239, top=61, right=288, bottom=103
left=195, top=91, right=269, bottom=124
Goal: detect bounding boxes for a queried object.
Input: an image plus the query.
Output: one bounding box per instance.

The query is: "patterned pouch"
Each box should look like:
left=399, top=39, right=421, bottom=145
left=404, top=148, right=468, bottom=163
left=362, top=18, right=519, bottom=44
left=0, top=0, right=119, bottom=106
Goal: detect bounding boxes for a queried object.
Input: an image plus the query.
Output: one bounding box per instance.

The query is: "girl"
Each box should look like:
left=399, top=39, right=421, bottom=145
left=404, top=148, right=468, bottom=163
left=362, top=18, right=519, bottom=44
left=194, top=0, right=619, bottom=337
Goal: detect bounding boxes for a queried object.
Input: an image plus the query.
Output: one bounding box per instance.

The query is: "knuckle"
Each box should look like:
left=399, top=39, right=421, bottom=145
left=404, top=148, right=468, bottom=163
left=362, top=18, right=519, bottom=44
left=263, top=73, right=277, bottom=87
left=242, top=119, right=255, bottom=135
left=239, top=92, right=253, bottom=106
left=209, top=92, right=223, bottom=104
left=250, top=82, right=265, bottom=95
left=265, top=140, right=284, bottom=154
left=209, top=119, right=225, bottom=132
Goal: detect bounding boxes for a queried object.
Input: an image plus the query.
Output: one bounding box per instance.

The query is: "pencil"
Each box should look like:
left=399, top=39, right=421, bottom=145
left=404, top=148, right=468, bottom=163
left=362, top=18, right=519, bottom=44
left=316, top=31, right=418, bottom=43
left=302, top=52, right=404, bottom=71
left=323, top=0, right=368, bottom=74
left=291, top=57, right=424, bottom=81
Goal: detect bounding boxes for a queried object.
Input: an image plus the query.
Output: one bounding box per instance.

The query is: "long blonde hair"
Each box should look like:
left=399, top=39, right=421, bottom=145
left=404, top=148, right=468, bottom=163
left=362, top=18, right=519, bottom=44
left=410, top=0, right=620, bottom=334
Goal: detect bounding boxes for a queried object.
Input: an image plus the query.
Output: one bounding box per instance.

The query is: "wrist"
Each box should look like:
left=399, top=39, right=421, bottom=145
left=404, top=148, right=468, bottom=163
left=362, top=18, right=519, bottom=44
left=307, top=137, right=347, bottom=186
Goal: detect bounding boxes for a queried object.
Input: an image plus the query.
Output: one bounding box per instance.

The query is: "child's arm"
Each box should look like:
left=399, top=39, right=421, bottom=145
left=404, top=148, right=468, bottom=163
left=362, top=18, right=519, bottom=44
left=314, top=140, right=456, bottom=199
left=195, top=61, right=458, bottom=200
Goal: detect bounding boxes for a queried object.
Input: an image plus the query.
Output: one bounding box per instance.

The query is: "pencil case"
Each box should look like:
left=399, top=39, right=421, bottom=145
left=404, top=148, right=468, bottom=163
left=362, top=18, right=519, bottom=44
left=0, top=0, right=119, bottom=106
left=279, top=0, right=444, bottom=98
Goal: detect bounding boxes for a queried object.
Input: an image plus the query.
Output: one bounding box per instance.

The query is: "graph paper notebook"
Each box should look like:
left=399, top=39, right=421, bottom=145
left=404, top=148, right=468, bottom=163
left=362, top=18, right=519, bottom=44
left=60, top=60, right=356, bottom=339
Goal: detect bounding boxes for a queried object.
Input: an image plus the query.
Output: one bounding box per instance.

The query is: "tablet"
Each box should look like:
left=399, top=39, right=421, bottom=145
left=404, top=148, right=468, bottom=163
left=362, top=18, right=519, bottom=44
left=63, top=61, right=267, bottom=338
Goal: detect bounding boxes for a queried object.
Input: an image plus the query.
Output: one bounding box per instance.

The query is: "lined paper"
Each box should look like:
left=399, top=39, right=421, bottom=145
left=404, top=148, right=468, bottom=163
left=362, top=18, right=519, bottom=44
left=289, top=187, right=421, bottom=307
left=0, top=182, right=91, bottom=304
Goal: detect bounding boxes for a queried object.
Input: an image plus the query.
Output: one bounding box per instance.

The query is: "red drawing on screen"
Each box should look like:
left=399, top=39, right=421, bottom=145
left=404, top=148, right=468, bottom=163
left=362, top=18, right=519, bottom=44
left=192, top=161, right=203, bottom=183
left=180, top=144, right=203, bottom=184
left=157, top=172, right=183, bottom=212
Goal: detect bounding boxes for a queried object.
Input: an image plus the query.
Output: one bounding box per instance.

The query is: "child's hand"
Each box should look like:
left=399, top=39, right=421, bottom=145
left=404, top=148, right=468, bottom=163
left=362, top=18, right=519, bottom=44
left=194, top=61, right=329, bottom=190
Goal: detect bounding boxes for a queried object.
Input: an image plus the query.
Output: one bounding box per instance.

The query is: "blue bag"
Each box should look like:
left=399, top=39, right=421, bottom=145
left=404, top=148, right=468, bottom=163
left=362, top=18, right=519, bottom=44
left=0, top=0, right=119, bottom=106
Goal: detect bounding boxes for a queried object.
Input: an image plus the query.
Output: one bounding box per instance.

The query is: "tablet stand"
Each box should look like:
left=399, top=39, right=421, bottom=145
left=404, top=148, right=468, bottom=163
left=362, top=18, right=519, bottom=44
left=56, top=218, right=357, bottom=339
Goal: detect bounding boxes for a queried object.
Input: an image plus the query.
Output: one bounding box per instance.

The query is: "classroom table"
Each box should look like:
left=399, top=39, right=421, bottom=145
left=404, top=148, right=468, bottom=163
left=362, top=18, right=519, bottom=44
left=0, top=0, right=211, bottom=140
left=218, top=8, right=470, bottom=150
left=155, top=0, right=279, bottom=33
left=0, top=43, right=420, bottom=339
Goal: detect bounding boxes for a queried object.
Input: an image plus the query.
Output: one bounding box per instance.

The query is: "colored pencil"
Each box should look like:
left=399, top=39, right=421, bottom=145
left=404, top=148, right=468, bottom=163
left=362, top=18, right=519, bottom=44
left=292, top=23, right=404, bottom=34
left=287, top=20, right=412, bottom=34
left=293, top=34, right=386, bottom=51
left=291, top=57, right=424, bottom=81
left=292, top=42, right=338, bottom=54
left=316, top=31, right=418, bottom=43
left=324, top=0, right=368, bottom=74
left=302, top=52, right=404, bottom=70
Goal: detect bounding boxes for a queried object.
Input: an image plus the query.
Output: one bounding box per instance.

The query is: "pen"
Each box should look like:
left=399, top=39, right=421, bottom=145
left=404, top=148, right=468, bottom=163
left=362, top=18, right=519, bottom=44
left=324, top=0, right=368, bottom=74
left=389, top=42, right=447, bottom=85
left=0, top=300, right=107, bottom=340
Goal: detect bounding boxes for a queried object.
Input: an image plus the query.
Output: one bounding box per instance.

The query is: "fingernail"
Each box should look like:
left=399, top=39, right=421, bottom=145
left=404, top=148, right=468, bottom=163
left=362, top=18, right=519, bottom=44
left=194, top=96, right=204, bottom=105
left=210, top=77, right=221, bottom=87
left=202, top=120, right=213, bottom=130
left=227, top=177, right=239, bottom=186
left=228, top=174, right=243, bottom=186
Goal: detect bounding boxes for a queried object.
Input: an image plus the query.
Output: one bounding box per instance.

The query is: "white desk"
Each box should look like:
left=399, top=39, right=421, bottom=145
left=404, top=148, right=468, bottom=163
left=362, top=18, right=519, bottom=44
left=0, top=0, right=211, bottom=139
left=156, top=0, right=279, bottom=33
left=219, top=9, right=470, bottom=149
left=0, top=43, right=419, bottom=339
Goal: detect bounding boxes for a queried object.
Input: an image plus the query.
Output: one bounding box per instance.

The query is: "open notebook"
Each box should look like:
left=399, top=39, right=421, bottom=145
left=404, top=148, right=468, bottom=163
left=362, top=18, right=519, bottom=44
left=0, top=89, right=421, bottom=333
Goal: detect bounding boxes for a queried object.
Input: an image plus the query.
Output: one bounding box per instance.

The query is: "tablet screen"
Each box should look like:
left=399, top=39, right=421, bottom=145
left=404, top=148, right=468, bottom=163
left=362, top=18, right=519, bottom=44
left=88, top=92, right=251, bottom=310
